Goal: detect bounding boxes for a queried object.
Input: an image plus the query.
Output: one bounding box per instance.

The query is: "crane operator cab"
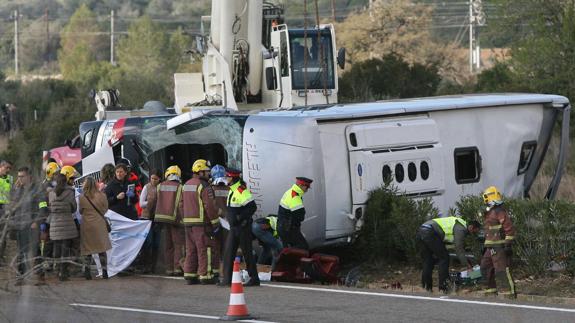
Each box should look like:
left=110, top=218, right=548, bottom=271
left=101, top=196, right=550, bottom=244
left=264, top=24, right=345, bottom=108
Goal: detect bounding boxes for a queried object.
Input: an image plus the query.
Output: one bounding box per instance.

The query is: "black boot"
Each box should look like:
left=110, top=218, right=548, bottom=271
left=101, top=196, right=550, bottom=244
left=84, top=266, right=92, bottom=280
left=243, top=278, right=260, bottom=287
left=102, top=269, right=108, bottom=279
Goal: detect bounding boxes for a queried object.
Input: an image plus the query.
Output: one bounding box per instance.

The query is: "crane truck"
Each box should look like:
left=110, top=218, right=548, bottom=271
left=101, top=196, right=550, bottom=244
left=174, top=0, right=345, bottom=113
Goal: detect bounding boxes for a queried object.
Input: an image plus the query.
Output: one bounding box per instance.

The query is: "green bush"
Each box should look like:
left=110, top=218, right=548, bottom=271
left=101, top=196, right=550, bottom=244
left=455, top=195, right=575, bottom=277
left=354, top=185, right=439, bottom=263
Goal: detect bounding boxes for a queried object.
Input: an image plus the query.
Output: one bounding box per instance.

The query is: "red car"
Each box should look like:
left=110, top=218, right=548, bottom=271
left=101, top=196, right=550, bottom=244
left=47, top=135, right=82, bottom=167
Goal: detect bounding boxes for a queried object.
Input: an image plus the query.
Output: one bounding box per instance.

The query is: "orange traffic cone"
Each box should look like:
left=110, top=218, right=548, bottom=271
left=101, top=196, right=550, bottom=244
left=221, top=257, right=255, bottom=321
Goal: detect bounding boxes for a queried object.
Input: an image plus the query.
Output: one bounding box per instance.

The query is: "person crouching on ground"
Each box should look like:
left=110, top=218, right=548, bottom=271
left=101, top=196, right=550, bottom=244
left=416, top=215, right=480, bottom=293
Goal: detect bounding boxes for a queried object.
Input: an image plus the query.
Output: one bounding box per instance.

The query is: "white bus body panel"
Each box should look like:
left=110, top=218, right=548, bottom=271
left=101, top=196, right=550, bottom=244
left=168, top=94, right=569, bottom=248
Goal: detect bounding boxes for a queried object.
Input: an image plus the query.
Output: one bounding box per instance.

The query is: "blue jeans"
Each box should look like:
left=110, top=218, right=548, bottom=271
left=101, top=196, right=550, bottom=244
left=251, top=222, right=283, bottom=270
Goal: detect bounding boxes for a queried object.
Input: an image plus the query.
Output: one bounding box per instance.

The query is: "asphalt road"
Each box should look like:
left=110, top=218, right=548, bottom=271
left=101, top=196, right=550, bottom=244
left=1, top=275, right=574, bottom=323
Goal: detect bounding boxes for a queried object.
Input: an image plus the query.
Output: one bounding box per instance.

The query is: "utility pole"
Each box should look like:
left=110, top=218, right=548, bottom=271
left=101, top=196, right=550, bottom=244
left=45, top=8, right=50, bottom=69
left=469, top=0, right=486, bottom=73
left=13, top=9, right=19, bottom=76
left=303, top=0, right=308, bottom=106
left=110, top=10, right=115, bottom=66
left=468, top=0, right=473, bottom=73
left=331, top=0, right=336, bottom=21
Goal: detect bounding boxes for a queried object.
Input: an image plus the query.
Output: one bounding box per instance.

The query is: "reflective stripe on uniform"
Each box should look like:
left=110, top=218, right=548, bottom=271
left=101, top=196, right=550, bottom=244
left=506, top=267, right=515, bottom=295
left=280, top=200, right=304, bottom=211
left=488, top=225, right=502, bottom=230
left=38, top=201, right=48, bottom=208
left=505, top=236, right=515, bottom=240
left=484, top=239, right=506, bottom=245
left=229, top=196, right=254, bottom=207
left=159, top=185, right=179, bottom=192
left=155, top=214, right=176, bottom=222
left=183, top=184, right=198, bottom=192
left=184, top=273, right=198, bottom=278
left=207, top=247, right=212, bottom=277
left=214, top=190, right=228, bottom=197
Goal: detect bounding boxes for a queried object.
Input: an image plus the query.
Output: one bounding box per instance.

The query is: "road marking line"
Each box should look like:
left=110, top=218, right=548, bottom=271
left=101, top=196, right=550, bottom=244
left=262, top=284, right=575, bottom=314
left=140, top=275, right=575, bottom=314
left=69, top=303, right=276, bottom=323
left=141, top=274, right=183, bottom=280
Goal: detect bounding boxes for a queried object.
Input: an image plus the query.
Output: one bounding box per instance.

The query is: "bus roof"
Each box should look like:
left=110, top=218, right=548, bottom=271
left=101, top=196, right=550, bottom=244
left=257, top=93, right=569, bottom=121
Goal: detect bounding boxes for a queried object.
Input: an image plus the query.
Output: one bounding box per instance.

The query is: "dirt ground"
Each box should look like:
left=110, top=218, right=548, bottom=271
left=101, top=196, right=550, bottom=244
left=342, top=261, right=575, bottom=299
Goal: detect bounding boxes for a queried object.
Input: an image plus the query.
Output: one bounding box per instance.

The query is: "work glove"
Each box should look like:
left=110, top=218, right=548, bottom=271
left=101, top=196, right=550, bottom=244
left=40, top=222, right=47, bottom=232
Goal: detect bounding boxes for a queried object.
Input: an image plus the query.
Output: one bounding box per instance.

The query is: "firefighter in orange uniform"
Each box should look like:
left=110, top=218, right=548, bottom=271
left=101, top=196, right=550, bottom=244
left=182, top=159, right=219, bottom=284
left=208, top=164, right=228, bottom=280
left=153, top=166, right=184, bottom=276
left=480, top=186, right=516, bottom=298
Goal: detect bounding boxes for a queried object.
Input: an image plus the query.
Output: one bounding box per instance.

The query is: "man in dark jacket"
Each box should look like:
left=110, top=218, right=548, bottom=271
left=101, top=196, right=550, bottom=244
left=277, top=177, right=313, bottom=250
left=10, top=167, right=44, bottom=285
left=104, top=163, right=138, bottom=220
left=219, top=168, right=259, bottom=287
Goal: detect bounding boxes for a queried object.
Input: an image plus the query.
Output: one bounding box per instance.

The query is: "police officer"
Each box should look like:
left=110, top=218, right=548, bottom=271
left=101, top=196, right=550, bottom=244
left=219, top=168, right=259, bottom=287
left=182, top=159, right=219, bottom=285
left=0, top=160, right=13, bottom=263
left=416, top=216, right=480, bottom=292
left=154, top=166, right=184, bottom=276
left=277, top=177, right=313, bottom=250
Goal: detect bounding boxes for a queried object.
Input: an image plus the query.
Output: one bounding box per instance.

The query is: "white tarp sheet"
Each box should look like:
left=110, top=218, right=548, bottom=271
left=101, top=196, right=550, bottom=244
left=104, top=210, right=151, bottom=277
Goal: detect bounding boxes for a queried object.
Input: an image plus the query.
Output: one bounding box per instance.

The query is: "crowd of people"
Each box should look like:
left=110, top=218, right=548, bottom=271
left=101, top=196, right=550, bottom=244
left=0, top=161, right=114, bottom=285
left=0, top=158, right=314, bottom=288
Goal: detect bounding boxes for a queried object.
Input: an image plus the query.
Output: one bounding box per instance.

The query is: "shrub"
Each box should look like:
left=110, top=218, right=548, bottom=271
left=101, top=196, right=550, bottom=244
left=354, top=185, right=439, bottom=263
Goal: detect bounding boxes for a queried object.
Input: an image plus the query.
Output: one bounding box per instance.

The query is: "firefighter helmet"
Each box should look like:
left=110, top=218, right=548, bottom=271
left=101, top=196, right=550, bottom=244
left=60, top=165, right=79, bottom=182
left=192, top=159, right=211, bottom=173
left=45, top=162, right=60, bottom=180
left=164, top=165, right=181, bottom=179
left=483, top=186, right=503, bottom=206
left=210, top=164, right=226, bottom=180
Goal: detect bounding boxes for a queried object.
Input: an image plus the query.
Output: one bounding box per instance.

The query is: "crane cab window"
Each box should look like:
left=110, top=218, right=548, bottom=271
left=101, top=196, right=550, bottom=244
left=454, top=147, right=481, bottom=184
left=280, top=31, right=289, bottom=77
left=289, top=29, right=335, bottom=90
